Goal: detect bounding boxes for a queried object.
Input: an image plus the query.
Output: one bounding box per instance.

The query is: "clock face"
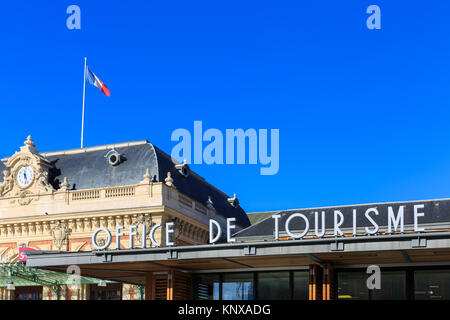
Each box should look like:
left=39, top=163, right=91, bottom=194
left=16, top=166, right=34, bottom=188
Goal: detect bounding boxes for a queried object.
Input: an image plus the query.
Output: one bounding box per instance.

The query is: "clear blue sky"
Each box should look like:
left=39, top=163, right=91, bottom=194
left=1, top=1, right=449, bottom=212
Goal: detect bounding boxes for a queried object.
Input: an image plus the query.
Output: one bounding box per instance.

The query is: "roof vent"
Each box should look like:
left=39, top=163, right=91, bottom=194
left=105, top=149, right=122, bottom=166
left=227, top=193, right=239, bottom=208
left=175, top=159, right=190, bottom=177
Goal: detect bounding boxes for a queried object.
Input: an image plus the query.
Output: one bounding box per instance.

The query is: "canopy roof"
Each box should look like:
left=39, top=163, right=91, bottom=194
left=0, top=262, right=113, bottom=287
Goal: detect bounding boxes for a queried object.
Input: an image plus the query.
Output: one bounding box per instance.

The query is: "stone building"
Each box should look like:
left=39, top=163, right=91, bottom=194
left=0, top=136, right=249, bottom=299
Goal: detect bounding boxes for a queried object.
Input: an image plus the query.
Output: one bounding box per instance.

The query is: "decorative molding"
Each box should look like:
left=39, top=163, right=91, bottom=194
left=50, top=221, right=72, bottom=250
left=0, top=170, right=13, bottom=197
left=133, top=214, right=154, bottom=245
left=0, top=136, right=55, bottom=199
left=16, top=190, right=34, bottom=206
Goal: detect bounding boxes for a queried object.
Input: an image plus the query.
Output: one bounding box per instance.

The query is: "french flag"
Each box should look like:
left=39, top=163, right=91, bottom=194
left=86, top=66, right=110, bottom=96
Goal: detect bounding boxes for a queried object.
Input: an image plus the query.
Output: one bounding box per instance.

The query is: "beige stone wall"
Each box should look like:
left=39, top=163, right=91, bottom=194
left=0, top=184, right=210, bottom=262
left=0, top=137, right=219, bottom=300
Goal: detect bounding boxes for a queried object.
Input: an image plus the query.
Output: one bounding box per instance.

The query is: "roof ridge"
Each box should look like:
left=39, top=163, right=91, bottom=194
left=39, top=140, right=149, bottom=157
left=246, top=197, right=450, bottom=215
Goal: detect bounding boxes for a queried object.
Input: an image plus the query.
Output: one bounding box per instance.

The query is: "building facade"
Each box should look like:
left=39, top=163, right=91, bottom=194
left=3, top=136, right=450, bottom=300
left=0, top=136, right=249, bottom=299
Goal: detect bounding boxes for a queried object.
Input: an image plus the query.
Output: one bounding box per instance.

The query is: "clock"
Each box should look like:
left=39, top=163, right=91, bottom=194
left=16, top=166, right=34, bottom=188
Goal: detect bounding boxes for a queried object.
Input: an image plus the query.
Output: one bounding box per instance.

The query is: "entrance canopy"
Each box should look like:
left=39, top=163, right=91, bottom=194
left=25, top=231, right=450, bottom=285
left=0, top=262, right=112, bottom=287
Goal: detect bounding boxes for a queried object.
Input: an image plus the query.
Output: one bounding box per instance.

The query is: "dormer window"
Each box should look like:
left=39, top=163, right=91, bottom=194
left=105, top=149, right=123, bottom=166
left=227, top=193, right=239, bottom=208
left=175, top=159, right=190, bottom=178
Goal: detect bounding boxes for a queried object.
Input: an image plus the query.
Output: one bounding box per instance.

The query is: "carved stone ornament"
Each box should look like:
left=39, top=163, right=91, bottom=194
left=50, top=221, right=72, bottom=250
left=16, top=190, right=34, bottom=206
left=60, top=177, right=70, bottom=191
left=35, top=168, right=53, bottom=193
left=170, top=217, right=185, bottom=242
left=0, top=136, right=55, bottom=199
left=134, top=214, right=154, bottom=245
left=0, top=170, right=13, bottom=197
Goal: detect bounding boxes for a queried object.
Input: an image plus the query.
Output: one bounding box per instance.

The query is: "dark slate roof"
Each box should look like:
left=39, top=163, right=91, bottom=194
left=234, top=198, right=450, bottom=238
left=0, top=141, right=250, bottom=228
left=46, top=142, right=158, bottom=190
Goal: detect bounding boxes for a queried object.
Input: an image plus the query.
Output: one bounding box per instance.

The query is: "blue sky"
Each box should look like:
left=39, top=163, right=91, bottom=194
left=1, top=1, right=449, bottom=212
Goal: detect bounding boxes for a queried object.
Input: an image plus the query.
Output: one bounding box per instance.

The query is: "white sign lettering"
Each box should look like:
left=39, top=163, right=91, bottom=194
left=91, top=204, right=428, bottom=249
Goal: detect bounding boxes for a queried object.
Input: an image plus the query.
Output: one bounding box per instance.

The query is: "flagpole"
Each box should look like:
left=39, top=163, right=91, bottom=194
left=81, top=57, right=87, bottom=148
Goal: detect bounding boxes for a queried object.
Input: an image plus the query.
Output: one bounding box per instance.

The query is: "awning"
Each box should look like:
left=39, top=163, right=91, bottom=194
left=24, top=231, right=450, bottom=284
left=0, top=262, right=113, bottom=287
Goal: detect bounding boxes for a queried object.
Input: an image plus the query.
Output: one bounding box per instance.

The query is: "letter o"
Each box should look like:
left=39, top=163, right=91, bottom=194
left=92, top=228, right=112, bottom=250
left=285, top=213, right=310, bottom=239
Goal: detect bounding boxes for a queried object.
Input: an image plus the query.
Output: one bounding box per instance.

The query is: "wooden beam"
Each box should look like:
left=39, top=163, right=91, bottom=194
left=167, top=270, right=174, bottom=300
left=145, top=273, right=153, bottom=300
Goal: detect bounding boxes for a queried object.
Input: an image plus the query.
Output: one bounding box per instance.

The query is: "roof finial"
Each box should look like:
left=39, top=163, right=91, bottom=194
left=175, top=160, right=189, bottom=177
left=20, top=135, right=38, bottom=154
left=140, top=168, right=152, bottom=184
left=165, top=172, right=174, bottom=187
left=60, top=177, right=70, bottom=191
left=25, top=135, right=35, bottom=147
left=206, top=196, right=215, bottom=209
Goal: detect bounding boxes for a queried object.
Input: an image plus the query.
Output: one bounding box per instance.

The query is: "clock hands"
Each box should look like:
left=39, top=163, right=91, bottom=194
left=18, top=168, right=32, bottom=186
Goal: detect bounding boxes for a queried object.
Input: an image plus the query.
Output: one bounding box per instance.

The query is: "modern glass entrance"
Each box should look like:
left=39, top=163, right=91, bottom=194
left=337, top=267, right=450, bottom=300
left=193, top=270, right=309, bottom=300
left=193, top=267, right=450, bottom=300
left=414, top=270, right=450, bottom=300
left=337, top=270, right=406, bottom=300
left=222, top=273, right=254, bottom=300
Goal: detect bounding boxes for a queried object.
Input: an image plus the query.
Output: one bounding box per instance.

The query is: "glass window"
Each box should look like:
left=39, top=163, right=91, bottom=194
left=192, top=274, right=220, bottom=300
left=337, top=271, right=369, bottom=300
left=293, top=271, right=309, bottom=300
left=371, top=271, right=406, bottom=300
left=338, top=270, right=406, bottom=300
left=90, top=283, right=122, bottom=300
left=15, top=286, right=43, bottom=300
left=222, top=273, right=254, bottom=300
left=257, top=272, right=290, bottom=300
left=415, top=270, right=450, bottom=300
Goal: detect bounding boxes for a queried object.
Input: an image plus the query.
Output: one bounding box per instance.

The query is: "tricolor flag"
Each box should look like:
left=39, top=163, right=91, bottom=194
left=81, top=58, right=110, bottom=148
left=86, top=66, right=110, bottom=97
